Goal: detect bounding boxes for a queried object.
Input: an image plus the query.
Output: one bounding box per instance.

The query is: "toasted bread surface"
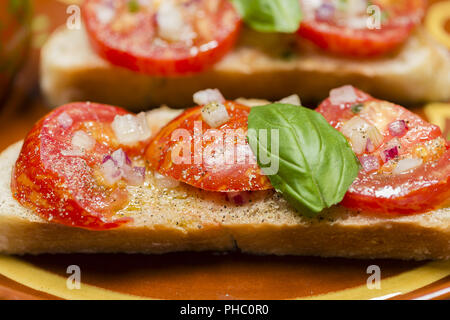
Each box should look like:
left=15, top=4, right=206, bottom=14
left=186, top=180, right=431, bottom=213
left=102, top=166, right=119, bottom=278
left=0, top=107, right=448, bottom=259
left=41, top=26, right=450, bottom=110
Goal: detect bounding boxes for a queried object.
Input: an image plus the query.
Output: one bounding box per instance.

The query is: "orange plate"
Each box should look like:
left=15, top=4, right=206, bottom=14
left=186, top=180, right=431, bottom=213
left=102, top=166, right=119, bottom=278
left=0, top=254, right=449, bottom=300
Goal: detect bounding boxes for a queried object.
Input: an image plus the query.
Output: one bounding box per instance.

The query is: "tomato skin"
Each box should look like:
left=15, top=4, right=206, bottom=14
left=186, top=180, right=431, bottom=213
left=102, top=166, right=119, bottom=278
left=316, top=87, right=450, bottom=214
left=11, top=103, right=143, bottom=230
left=82, top=0, right=242, bottom=76
left=146, top=102, right=272, bottom=192
left=298, top=21, right=412, bottom=57
left=298, top=0, right=426, bottom=57
left=341, top=148, right=450, bottom=214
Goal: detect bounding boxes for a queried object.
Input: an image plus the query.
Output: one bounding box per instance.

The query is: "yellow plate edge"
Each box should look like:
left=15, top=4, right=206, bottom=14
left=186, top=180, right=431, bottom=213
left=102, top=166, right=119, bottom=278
left=425, top=2, right=450, bottom=49
left=300, top=260, right=450, bottom=300
left=0, top=255, right=149, bottom=300
left=424, top=103, right=450, bottom=132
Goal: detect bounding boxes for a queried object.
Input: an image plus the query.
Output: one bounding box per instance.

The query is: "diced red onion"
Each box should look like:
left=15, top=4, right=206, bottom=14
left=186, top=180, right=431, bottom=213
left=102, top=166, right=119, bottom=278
left=102, top=154, right=113, bottom=164
left=225, top=192, right=250, bottom=206
left=359, top=155, right=380, bottom=172
left=330, top=85, right=358, bottom=105
left=134, top=166, right=146, bottom=177
left=389, top=120, right=408, bottom=137
left=111, top=148, right=131, bottom=167
left=101, top=149, right=145, bottom=186
left=382, top=146, right=399, bottom=163
left=101, top=159, right=122, bottom=186
left=315, top=3, right=335, bottom=22
left=57, top=112, right=73, bottom=129
left=193, top=89, right=225, bottom=106
left=122, top=166, right=145, bottom=186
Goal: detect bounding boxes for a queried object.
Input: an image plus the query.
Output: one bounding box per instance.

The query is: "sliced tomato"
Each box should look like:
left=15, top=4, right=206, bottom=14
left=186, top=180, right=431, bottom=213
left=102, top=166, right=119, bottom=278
left=297, top=0, right=426, bottom=57
left=82, top=0, right=241, bottom=76
left=145, top=101, right=272, bottom=192
left=316, top=86, right=450, bottom=214
left=11, top=103, right=148, bottom=230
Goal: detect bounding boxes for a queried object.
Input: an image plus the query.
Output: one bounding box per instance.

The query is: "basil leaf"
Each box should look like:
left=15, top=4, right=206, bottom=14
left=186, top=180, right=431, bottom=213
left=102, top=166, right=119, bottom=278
left=128, top=0, right=140, bottom=13
left=248, top=104, right=359, bottom=216
left=231, top=0, right=302, bottom=33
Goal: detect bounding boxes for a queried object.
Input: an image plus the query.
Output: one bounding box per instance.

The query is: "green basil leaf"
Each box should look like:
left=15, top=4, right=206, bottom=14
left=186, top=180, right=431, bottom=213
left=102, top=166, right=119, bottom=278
left=248, top=104, right=360, bottom=216
left=230, top=0, right=302, bottom=33
left=128, top=0, right=140, bottom=13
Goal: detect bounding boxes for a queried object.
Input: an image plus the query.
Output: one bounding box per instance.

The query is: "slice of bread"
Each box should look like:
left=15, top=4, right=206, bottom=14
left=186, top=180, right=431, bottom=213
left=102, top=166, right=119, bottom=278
left=0, top=107, right=448, bottom=259
left=40, top=26, right=450, bottom=110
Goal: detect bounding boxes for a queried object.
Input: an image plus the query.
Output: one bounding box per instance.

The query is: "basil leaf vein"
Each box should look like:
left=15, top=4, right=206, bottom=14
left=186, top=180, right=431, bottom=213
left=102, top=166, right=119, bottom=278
left=230, top=0, right=302, bottom=33
left=248, top=104, right=359, bottom=216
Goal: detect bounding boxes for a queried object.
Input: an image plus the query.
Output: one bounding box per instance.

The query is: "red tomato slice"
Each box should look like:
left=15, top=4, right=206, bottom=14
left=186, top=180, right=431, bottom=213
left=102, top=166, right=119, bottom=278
left=11, top=103, right=148, bottom=230
left=145, top=102, right=272, bottom=192
left=82, top=0, right=241, bottom=76
left=297, top=0, right=426, bottom=57
left=316, top=86, right=450, bottom=214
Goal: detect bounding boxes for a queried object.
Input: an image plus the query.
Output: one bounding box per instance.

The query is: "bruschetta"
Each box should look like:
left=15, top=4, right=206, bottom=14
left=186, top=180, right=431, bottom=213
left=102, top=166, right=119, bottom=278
left=41, top=0, right=450, bottom=109
left=1, top=86, right=449, bottom=259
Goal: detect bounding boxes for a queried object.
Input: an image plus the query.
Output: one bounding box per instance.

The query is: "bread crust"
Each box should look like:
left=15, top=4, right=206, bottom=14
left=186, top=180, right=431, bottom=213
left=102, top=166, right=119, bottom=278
left=1, top=108, right=449, bottom=259
left=40, top=26, right=450, bottom=110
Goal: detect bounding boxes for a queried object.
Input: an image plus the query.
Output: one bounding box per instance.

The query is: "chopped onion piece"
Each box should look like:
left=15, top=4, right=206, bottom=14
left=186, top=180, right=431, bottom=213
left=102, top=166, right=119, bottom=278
left=156, top=0, right=195, bottom=42
left=359, top=155, right=380, bottom=173
left=366, top=138, right=375, bottom=153
left=381, top=138, right=402, bottom=162
left=101, top=159, right=122, bottom=186
left=366, top=125, right=384, bottom=150
left=330, top=85, right=358, bottom=105
left=57, top=112, right=73, bottom=129
left=382, top=146, right=399, bottom=163
left=102, top=154, right=113, bottom=164
left=341, top=116, right=370, bottom=155
left=341, top=116, right=369, bottom=138
left=123, top=166, right=145, bottom=186
left=193, top=89, right=225, bottom=105
left=349, top=132, right=368, bottom=155
left=111, top=112, right=151, bottom=146
left=201, top=102, right=230, bottom=128
left=96, top=5, right=115, bottom=24
left=278, top=94, right=302, bottom=106
left=154, top=172, right=180, bottom=189
left=111, top=148, right=131, bottom=168
left=226, top=191, right=250, bottom=206
left=389, top=120, right=408, bottom=137
left=71, top=130, right=95, bottom=151
left=393, top=158, right=423, bottom=174
left=315, top=3, right=335, bottom=22
left=101, top=149, right=145, bottom=186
